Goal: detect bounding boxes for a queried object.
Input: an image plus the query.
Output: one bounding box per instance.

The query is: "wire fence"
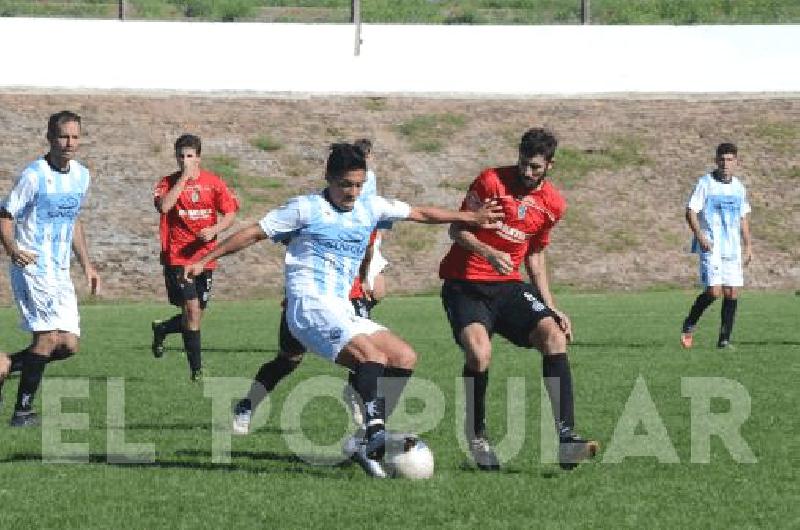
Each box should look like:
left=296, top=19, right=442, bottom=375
left=0, top=1, right=797, bottom=24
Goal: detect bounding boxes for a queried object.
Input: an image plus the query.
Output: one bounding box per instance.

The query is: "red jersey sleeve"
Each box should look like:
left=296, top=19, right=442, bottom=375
left=153, top=175, right=173, bottom=209
left=462, top=169, right=501, bottom=212
left=214, top=177, right=240, bottom=214
left=526, top=185, right=567, bottom=254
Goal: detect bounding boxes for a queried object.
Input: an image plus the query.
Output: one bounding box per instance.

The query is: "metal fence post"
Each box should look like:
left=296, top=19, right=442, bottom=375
left=118, top=0, right=125, bottom=21
left=581, top=0, right=590, bottom=24
left=353, top=0, right=362, bottom=56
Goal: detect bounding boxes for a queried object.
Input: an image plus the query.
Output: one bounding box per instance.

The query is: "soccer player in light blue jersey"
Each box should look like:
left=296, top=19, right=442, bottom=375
left=681, top=143, right=752, bottom=349
left=185, top=143, right=502, bottom=477
left=0, top=111, right=100, bottom=426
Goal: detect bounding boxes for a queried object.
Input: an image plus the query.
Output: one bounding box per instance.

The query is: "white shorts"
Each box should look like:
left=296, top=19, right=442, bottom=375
left=10, top=267, right=81, bottom=335
left=699, top=253, right=743, bottom=287
left=285, top=294, right=386, bottom=361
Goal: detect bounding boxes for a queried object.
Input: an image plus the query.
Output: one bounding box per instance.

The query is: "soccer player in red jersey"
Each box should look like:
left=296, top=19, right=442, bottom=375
left=151, top=134, right=239, bottom=381
left=439, top=127, right=597, bottom=470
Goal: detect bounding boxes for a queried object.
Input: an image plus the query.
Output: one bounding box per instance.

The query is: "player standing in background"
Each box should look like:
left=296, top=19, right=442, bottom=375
left=0, top=110, right=99, bottom=426
left=439, top=127, right=597, bottom=470
left=151, top=134, right=239, bottom=381
left=680, top=142, right=752, bottom=349
left=186, top=143, right=502, bottom=477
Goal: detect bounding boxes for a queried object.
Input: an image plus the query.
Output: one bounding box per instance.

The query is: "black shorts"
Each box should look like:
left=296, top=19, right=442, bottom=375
left=278, top=297, right=375, bottom=355
left=440, top=279, right=556, bottom=348
left=163, top=265, right=213, bottom=310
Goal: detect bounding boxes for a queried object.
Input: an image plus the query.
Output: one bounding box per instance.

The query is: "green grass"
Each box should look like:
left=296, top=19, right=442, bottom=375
left=395, top=113, right=467, bottom=153
left=250, top=134, right=284, bottom=152
left=0, top=291, right=798, bottom=527
left=205, top=155, right=287, bottom=212
left=551, top=138, right=651, bottom=189
left=2, top=0, right=798, bottom=23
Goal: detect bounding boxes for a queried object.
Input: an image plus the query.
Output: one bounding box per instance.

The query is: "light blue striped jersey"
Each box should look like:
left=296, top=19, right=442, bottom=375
left=687, top=172, right=750, bottom=259
left=2, top=158, right=91, bottom=279
left=259, top=192, right=410, bottom=300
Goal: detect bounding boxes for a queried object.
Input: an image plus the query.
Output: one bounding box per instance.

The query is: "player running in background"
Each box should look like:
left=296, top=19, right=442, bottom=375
left=0, top=110, right=100, bottom=426
left=680, top=142, right=752, bottom=349
left=185, top=143, right=502, bottom=477
left=151, top=134, right=239, bottom=381
left=439, top=127, right=597, bottom=470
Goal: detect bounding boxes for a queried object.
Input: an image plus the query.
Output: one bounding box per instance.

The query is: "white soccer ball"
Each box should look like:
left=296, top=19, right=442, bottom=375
left=384, top=434, right=434, bottom=480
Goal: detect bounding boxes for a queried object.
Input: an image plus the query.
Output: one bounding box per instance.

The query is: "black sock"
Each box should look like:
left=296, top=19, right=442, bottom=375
left=720, top=298, right=738, bottom=342
left=685, top=292, right=716, bottom=329
left=382, top=366, right=413, bottom=420
left=160, top=314, right=183, bottom=335
left=242, top=356, right=301, bottom=410
left=353, top=361, right=385, bottom=437
left=542, top=354, right=575, bottom=436
left=182, top=329, right=202, bottom=372
left=463, top=365, right=488, bottom=439
left=8, top=348, right=29, bottom=374
left=15, top=353, right=48, bottom=412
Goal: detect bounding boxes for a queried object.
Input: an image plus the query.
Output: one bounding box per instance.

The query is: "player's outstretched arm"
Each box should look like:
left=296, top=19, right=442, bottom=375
left=198, top=211, right=237, bottom=243
left=185, top=223, right=267, bottom=279
left=407, top=200, right=502, bottom=228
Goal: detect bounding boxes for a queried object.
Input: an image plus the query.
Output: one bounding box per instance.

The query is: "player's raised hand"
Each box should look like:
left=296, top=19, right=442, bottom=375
left=471, top=198, right=504, bottom=229
left=180, top=156, right=200, bottom=180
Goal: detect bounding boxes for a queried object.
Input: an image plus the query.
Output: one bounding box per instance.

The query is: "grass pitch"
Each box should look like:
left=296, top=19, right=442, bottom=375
left=0, top=291, right=797, bottom=528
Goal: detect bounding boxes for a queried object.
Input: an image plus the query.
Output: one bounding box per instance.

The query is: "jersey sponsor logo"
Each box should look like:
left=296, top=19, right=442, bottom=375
left=495, top=223, right=529, bottom=244
left=42, top=193, right=82, bottom=220
left=517, top=204, right=527, bottom=220
left=316, top=238, right=366, bottom=258
left=329, top=327, right=343, bottom=341
left=523, top=291, right=546, bottom=312
left=178, top=208, right=213, bottom=220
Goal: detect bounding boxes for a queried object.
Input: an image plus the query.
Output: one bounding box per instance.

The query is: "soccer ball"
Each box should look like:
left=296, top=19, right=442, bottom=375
left=384, top=434, right=434, bottom=480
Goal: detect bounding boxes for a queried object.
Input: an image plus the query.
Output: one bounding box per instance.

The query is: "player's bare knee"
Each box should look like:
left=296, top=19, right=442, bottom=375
left=389, top=346, right=417, bottom=370
left=463, top=344, right=491, bottom=372
left=62, top=336, right=80, bottom=355
left=706, top=286, right=722, bottom=299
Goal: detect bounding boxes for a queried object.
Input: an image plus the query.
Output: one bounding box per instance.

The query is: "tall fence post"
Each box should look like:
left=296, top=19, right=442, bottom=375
left=353, top=0, right=362, bottom=56
left=118, top=0, right=125, bottom=21
left=581, top=0, right=590, bottom=24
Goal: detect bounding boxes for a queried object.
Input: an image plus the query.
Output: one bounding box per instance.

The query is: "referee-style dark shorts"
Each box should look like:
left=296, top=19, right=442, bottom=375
left=163, top=265, right=213, bottom=310
left=440, top=279, right=557, bottom=348
left=278, top=296, right=375, bottom=355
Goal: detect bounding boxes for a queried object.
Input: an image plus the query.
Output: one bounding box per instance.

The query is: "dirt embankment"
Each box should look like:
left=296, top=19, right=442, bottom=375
left=0, top=94, right=796, bottom=303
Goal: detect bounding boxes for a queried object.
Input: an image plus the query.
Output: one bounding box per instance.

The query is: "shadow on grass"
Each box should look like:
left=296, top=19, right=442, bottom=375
left=570, top=340, right=670, bottom=348
left=156, top=346, right=280, bottom=355
left=0, top=452, right=344, bottom=478
left=123, top=422, right=288, bottom=435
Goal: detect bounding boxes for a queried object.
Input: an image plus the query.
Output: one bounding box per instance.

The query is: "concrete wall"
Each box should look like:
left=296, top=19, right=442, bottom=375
left=1, top=18, right=798, bottom=95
